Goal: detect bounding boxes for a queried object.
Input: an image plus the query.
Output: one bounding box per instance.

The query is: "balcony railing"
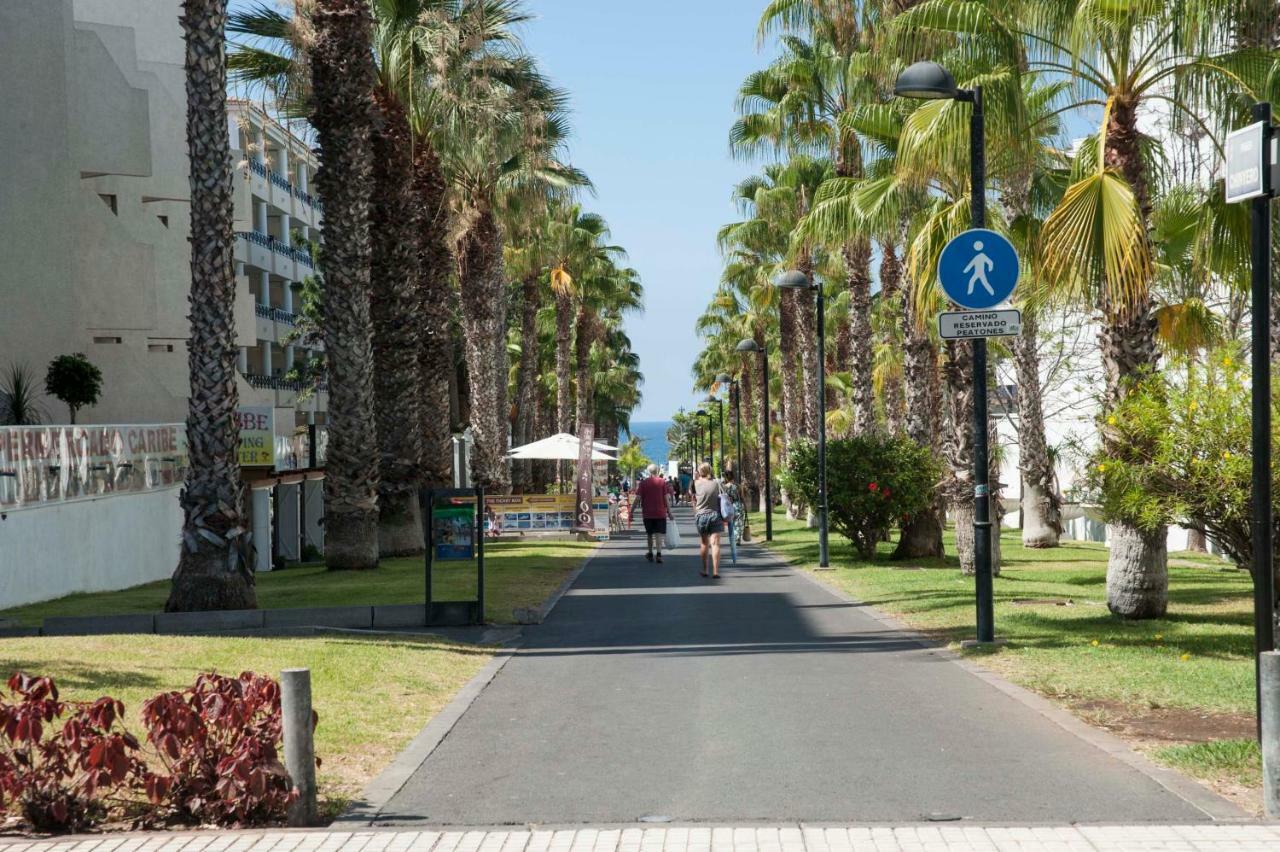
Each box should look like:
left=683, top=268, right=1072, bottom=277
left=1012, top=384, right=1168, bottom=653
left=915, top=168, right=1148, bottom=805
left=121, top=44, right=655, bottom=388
left=238, top=229, right=271, bottom=249
left=237, top=231, right=313, bottom=272
left=242, top=158, right=321, bottom=213
left=293, top=247, right=314, bottom=268
left=248, top=159, right=267, bottom=178
left=254, top=303, right=298, bottom=325
left=243, top=373, right=302, bottom=391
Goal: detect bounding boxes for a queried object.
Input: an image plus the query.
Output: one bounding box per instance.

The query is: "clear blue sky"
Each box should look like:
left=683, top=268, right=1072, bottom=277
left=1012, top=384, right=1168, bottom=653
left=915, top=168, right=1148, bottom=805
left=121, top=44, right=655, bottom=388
left=520, top=1, right=763, bottom=421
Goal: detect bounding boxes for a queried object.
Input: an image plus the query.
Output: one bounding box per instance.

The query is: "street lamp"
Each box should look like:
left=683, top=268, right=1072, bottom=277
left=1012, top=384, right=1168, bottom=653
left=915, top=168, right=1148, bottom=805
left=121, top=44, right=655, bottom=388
left=718, top=371, right=749, bottom=540
left=896, top=60, right=995, bottom=643
left=777, top=270, right=829, bottom=569
left=704, top=395, right=725, bottom=475
left=736, top=339, right=772, bottom=541
left=696, top=409, right=709, bottom=468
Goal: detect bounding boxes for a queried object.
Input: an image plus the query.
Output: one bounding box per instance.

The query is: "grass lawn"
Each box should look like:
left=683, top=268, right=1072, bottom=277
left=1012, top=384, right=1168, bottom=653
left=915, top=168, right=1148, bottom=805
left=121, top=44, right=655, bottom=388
left=750, top=509, right=1262, bottom=809
left=1, top=538, right=597, bottom=627
left=0, top=632, right=493, bottom=817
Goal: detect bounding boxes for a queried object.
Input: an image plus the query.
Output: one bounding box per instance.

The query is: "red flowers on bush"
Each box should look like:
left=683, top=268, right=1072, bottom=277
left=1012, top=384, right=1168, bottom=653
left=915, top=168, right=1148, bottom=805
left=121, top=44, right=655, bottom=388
left=0, top=671, right=313, bottom=833
left=0, top=673, right=146, bottom=832
left=141, top=672, right=301, bottom=827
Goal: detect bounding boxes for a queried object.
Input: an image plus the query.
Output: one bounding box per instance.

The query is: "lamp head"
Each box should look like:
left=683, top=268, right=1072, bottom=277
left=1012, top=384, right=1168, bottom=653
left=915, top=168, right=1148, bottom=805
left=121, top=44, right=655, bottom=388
left=894, top=61, right=960, bottom=100
left=777, top=270, right=812, bottom=290
left=696, top=409, right=707, bottom=417
left=736, top=339, right=762, bottom=353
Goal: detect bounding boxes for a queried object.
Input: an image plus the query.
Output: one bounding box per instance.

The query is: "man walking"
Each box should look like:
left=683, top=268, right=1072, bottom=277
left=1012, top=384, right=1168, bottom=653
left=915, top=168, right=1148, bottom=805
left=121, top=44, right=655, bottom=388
left=632, top=464, right=673, bottom=563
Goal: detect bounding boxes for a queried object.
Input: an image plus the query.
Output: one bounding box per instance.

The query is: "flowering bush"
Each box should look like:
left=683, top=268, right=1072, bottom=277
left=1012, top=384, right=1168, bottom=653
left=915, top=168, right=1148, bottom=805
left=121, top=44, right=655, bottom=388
left=0, top=673, right=146, bottom=832
left=140, top=672, right=303, bottom=827
left=1087, top=352, right=1280, bottom=574
left=781, top=436, right=941, bottom=559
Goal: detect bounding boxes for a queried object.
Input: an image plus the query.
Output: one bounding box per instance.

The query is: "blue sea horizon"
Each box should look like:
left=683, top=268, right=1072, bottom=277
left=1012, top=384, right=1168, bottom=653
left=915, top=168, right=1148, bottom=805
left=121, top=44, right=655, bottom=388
left=621, top=420, right=672, bottom=467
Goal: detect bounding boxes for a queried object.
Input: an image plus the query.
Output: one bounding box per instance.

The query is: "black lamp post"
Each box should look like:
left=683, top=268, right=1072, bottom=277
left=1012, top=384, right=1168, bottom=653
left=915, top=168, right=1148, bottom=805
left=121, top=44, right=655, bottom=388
left=705, top=396, right=726, bottom=475
left=778, top=269, right=829, bottom=569
left=895, top=61, right=994, bottom=643
left=696, top=409, right=709, bottom=469
left=736, top=339, right=772, bottom=541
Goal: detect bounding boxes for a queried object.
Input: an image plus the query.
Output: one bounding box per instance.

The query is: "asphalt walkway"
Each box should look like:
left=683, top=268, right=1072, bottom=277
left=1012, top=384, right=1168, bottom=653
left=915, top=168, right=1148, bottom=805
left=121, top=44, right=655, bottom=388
left=379, top=507, right=1220, bottom=825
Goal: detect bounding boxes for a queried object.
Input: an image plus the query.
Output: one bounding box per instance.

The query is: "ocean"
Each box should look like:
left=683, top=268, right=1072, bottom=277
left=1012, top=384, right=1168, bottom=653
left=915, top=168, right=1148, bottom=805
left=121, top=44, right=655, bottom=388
left=621, top=420, right=672, bottom=467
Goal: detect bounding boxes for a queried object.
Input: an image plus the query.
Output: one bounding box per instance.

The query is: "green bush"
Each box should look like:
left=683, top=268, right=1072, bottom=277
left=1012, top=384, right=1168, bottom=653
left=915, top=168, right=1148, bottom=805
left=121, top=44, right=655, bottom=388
left=781, top=436, right=941, bottom=559
left=1087, top=352, right=1275, bottom=574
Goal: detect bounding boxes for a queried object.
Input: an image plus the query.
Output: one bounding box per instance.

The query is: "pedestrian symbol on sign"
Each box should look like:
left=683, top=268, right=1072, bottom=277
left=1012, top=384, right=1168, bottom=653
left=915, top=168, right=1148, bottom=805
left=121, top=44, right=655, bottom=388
left=938, top=228, right=1020, bottom=310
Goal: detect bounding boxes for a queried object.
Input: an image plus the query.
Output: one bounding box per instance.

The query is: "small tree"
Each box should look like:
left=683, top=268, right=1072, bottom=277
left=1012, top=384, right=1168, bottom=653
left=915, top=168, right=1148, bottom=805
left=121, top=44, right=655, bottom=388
left=44, top=354, right=103, bottom=424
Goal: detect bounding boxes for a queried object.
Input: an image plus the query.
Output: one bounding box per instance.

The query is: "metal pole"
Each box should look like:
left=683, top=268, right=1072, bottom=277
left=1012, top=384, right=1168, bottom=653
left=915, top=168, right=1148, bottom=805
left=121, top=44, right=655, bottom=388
left=281, top=668, right=318, bottom=826
left=1252, top=100, right=1275, bottom=737
left=734, top=382, right=743, bottom=483
left=476, top=485, right=486, bottom=624
left=969, top=84, right=995, bottom=644
left=763, top=346, right=773, bottom=541
left=816, top=285, right=829, bottom=568
left=718, top=399, right=726, bottom=477
left=424, top=490, right=434, bottom=612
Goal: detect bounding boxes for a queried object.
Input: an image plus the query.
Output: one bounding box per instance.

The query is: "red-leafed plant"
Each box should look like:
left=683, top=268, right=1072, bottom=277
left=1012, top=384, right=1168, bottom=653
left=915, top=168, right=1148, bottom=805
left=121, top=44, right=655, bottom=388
left=0, top=673, right=147, bottom=831
left=139, top=672, right=301, bottom=826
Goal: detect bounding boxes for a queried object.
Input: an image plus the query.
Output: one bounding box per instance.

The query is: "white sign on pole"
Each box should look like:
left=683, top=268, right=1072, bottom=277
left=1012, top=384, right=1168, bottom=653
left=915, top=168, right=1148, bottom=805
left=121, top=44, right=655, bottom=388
left=1225, top=121, right=1267, bottom=203
left=939, top=309, right=1022, bottom=340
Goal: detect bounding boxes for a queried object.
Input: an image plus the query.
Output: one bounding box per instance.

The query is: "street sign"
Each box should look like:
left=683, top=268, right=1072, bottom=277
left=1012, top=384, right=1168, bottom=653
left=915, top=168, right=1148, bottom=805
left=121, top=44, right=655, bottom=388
left=1226, top=121, right=1268, bottom=203
left=939, top=309, right=1022, bottom=340
left=938, top=229, right=1019, bottom=310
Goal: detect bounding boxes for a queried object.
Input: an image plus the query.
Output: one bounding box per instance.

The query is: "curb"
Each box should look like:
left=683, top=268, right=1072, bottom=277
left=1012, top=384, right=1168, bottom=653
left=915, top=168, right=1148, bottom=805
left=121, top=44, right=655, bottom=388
left=338, top=540, right=604, bottom=823
left=751, top=540, right=1249, bottom=822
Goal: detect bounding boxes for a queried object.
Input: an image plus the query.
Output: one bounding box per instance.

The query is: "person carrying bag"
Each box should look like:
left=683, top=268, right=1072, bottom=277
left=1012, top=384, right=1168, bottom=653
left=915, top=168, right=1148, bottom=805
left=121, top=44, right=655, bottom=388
left=691, top=463, right=725, bottom=579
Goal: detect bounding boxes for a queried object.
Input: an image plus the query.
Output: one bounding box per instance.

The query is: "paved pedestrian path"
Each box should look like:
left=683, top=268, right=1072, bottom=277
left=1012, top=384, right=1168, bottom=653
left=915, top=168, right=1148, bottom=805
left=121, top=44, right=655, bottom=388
left=6, top=824, right=1280, bottom=852
left=374, top=507, right=1227, bottom=825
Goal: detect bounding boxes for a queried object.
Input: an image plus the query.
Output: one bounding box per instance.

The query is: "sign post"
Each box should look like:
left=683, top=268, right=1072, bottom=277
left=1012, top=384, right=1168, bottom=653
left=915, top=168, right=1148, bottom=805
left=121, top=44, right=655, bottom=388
left=937, top=217, right=1022, bottom=643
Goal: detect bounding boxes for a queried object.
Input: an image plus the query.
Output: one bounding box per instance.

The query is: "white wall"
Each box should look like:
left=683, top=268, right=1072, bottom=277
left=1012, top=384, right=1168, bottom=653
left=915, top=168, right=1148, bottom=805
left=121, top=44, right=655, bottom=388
left=0, top=487, right=181, bottom=609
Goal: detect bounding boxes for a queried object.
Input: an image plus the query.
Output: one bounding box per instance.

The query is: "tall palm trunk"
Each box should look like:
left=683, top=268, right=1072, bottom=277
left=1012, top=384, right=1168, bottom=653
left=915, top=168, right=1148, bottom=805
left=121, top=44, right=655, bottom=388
left=778, top=288, right=803, bottom=517
left=795, top=257, right=819, bottom=441
left=554, top=292, right=574, bottom=432
left=457, top=208, right=511, bottom=492
left=370, top=88, right=424, bottom=556
left=309, top=0, right=380, bottom=570
left=573, top=305, right=597, bottom=436
left=739, top=351, right=761, bottom=512
left=845, top=239, right=875, bottom=435
left=878, top=241, right=906, bottom=435
left=943, top=339, right=978, bottom=575
left=894, top=264, right=944, bottom=559
left=1012, top=311, right=1060, bottom=547
left=414, top=142, right=454, bottom=490
left=167, top=0, right=256, bottom=611
left=1101, top=94, right=1166, bottom=618
left=512, top=272, right=540, bottom=492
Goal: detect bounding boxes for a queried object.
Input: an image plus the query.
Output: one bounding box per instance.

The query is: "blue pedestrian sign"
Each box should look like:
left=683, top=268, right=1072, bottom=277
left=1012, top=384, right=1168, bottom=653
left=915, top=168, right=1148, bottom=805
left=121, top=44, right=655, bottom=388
left=938, top=229, right=1020, bottom=310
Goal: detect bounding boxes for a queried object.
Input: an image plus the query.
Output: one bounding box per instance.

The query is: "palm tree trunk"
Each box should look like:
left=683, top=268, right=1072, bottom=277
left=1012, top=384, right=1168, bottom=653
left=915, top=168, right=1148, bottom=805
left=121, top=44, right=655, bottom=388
left=167, top=0, right=256, bottom=611
left=739, top=352, right=760, bottom=510
left=943, top=339, right=977, bottom=575
left=779, top=288, right=803, bottom=517
left=879, top=241, right=907, bottom=435
left=1101, top=95, right=1166, bottom=618
left=512, top=272, right=541, bottom=492
left=1013, top=311, right=1060, bottom=547
left=845, top=239, right=875, bottom=435
left=573, top=305, right=597, bottom=436
left=457, top=208, right=511, bottom=492
left=370, top=88, right=424, bottom=556
left=309, top=0, right=380, bottom=570
left=893, top=262, right=944, bottom=560
left=414, top=142, right=454, bottom=491
left=795, top=258, right=819, bottom=441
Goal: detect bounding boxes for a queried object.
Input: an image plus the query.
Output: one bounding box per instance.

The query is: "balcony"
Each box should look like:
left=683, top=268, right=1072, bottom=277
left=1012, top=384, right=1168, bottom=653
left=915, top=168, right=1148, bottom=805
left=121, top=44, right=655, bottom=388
left=255, top=303, right=297, bottom=326
left=236, top=230, right=302, bottom=280
left=244, top=373, right=300, bottom=391
left=248, top=160, right=267, bottom=178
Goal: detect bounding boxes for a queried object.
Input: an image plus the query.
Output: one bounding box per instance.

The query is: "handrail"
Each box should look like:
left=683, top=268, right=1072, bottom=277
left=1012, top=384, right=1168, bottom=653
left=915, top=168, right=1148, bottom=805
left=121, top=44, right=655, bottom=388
left=253, top=303, right=298, bottom=326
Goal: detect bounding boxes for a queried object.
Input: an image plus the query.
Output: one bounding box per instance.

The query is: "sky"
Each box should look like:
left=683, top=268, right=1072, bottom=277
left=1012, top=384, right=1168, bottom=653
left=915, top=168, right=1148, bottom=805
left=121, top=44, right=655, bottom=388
left=518, top=2, right=763, bottom=422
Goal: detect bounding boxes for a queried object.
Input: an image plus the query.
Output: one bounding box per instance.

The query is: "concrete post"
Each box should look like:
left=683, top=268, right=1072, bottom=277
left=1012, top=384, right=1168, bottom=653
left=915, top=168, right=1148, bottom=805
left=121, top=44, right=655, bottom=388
left=252, top=487, right=272, bottom=572
left=280, top=213, right=292, bottom=248
left=258, top=270, right=270, bottom=306
left=284, top=345, right=295, bottom=372
left=255, top=128, right=266, bottom=165
left=261, top=342, right=273, bottom=376
left=280, top=668, right=318, bottom=827
left=1263, top=650, right=1280, bottom=817
left=237, top=348, right=249, bottom=374
left=278, top=483, right=301, bottom=562
left=282, top=281, right=294, bottom=314
left=303, top=478, right=324, bottom=554
left=255, top=200, right=268, bottom=235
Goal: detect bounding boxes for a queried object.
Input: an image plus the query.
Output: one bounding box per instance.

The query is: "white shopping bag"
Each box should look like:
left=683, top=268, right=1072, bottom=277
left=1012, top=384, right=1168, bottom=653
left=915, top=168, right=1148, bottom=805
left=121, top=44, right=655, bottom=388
left=665, top=518, right=682, bottom=550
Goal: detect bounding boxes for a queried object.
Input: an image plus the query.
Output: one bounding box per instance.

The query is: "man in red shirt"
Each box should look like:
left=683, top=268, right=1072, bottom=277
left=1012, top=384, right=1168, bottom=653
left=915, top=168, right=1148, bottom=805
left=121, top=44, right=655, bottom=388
left=632, top=464, right=673, bottom=563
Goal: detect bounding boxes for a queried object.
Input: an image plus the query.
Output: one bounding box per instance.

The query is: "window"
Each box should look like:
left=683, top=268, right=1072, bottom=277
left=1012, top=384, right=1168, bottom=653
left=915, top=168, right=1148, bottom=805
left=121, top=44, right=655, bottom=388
left=98, top=194, right=117, bottom=214
left=148, top=343, right=174, bottom=353
left=93, top=336, right=122, bottom=344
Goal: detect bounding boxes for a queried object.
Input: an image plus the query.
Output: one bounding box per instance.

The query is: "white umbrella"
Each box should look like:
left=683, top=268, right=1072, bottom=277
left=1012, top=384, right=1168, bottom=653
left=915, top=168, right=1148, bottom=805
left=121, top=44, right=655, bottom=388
left=508, top=433, right=616, bottom=461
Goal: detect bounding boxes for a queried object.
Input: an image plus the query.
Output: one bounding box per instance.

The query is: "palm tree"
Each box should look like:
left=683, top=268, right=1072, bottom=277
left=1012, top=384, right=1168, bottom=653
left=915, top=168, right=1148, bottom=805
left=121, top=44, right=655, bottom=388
left=308, top=0, right=381, bottom=569
left=167, top=0, right=256, bottom=611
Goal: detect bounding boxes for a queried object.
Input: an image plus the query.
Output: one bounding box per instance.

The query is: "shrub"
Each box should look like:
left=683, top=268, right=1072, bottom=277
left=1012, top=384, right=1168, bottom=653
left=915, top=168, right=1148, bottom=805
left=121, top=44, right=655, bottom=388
left=1087, top=352, right=1279, bottom=574
left=0, top=673, right=146, bottom=832
left=139, top=672, right=304, bottom=827
left=781, top=436, right=941, bottom=559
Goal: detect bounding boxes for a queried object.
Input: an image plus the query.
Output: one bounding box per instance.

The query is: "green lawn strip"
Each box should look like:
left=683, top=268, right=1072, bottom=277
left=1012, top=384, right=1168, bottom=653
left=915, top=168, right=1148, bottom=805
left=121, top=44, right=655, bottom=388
left=0, top=632, right=493, bottom=818
left=1155, top=739, right=1261, bottom=787
left=1, top=538, right=597, bottom=627
left=748, top=509, right=1258, bottom=789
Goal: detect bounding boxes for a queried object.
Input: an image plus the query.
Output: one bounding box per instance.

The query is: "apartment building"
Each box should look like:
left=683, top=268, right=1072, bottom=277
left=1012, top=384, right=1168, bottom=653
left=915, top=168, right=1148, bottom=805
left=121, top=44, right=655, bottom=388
left=0, top=0, right=327, bottom=579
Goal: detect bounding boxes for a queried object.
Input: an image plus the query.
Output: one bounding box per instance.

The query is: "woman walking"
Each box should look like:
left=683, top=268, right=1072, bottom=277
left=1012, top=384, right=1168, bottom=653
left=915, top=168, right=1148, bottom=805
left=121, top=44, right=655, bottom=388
left=720, top=468, right=742, bottom=565
left=690, top=462, right=724, bottom=579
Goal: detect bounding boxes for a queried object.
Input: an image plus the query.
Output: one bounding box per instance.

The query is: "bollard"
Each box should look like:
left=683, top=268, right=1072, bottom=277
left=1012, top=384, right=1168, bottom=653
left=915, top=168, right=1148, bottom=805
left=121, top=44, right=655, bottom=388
left=281, top=668, right=319, bottom=827
left=1264, top=652, right=1280, bottom=817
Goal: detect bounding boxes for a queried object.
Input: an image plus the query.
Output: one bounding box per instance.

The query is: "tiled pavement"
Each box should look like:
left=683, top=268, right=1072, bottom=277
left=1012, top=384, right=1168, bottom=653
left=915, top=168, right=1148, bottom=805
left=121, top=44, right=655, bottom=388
left=4, top=825, right=1280, bottom=852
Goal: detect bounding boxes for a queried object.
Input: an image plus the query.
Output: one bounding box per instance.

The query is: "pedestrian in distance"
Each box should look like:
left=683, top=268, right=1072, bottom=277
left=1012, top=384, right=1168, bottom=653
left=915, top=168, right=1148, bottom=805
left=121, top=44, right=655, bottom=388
left=691, top=462, right=724, bottom=578
left=632, top=464, right=673, bottom=563
left=720, top=467, right=741, bottom=565
left=665, top=475, right=676, bottom=507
